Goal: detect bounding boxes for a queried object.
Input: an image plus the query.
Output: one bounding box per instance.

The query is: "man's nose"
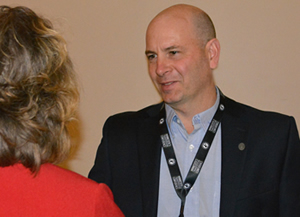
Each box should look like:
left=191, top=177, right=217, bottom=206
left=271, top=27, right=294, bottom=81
left=155, top=57, right=170, bottom=77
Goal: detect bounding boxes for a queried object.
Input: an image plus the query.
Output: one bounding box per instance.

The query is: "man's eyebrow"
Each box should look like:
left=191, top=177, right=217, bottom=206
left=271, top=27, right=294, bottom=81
left=145, top=46, right=180, bottom=55
left=164, top=46, right=179, bottom=51
left=145, top=50, right=155, bottom=55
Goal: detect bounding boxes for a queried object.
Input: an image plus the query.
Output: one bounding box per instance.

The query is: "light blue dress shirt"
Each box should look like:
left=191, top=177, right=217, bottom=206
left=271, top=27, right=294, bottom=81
left=157, top=89, right=221, bottom=217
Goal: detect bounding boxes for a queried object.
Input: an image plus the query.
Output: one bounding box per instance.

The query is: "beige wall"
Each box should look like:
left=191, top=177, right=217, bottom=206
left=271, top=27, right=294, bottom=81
left=3, top=0, right=300, bottom=176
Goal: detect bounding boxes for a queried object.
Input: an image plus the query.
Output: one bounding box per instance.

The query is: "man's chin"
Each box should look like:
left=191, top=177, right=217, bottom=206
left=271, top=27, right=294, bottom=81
left=163, top=98, right=181, bottom=106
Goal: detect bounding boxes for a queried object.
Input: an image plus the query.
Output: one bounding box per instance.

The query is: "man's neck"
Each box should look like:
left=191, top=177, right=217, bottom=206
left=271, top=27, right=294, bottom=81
left=168, top=88, right=217, bottom=134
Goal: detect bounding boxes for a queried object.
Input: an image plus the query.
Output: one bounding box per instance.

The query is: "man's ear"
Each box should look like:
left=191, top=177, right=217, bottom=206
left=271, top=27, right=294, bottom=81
left=205, top=38, right=221, bottom=69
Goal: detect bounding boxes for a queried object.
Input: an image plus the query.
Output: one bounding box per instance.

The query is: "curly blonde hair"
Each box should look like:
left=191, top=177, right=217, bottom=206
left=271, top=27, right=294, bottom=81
left=0, top=6, right=79, bottom=173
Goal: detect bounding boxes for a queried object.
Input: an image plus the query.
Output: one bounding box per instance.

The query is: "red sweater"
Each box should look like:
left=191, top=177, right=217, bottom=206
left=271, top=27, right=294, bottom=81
left=0, top=163, right=124, bottom=217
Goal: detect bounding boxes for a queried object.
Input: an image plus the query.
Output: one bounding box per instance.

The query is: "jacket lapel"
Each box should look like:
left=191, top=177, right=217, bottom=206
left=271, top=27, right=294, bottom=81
left=137, top=103, right=163, bottom=217
left=220, top=97, right=249, bottom=217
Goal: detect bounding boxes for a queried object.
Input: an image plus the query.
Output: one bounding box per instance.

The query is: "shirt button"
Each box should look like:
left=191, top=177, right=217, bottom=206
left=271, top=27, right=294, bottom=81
left=189, top=144, right=194, bottom=150
left=176, top=119, right=181, bottom=124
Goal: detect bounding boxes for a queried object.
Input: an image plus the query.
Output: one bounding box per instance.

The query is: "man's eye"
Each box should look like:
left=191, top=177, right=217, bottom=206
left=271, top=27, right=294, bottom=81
left=147, top=54, right=157, bottom=60
left=170, top=51, right=178, bottom=55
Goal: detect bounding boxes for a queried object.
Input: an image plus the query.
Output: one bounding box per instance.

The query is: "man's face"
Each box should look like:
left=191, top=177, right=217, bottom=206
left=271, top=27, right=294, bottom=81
left=145, top=15, right=215, bottom=108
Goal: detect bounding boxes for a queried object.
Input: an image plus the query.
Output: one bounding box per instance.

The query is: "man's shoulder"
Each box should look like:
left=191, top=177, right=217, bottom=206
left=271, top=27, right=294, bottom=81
left=224, top=95, right=293, bottom=124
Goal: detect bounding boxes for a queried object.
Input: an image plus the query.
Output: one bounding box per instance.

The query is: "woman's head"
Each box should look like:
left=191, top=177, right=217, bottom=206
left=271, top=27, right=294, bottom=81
left=0, top=6, right=79, bottom=173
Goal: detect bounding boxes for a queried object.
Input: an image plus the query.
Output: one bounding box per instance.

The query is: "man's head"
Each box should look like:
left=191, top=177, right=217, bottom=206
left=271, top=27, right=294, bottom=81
left=145, top=4, right=220, bottom=110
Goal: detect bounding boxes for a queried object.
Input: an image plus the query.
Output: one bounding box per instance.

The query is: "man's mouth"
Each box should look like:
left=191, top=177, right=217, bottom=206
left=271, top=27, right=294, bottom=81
left=164, top=82, right=174, bottom=86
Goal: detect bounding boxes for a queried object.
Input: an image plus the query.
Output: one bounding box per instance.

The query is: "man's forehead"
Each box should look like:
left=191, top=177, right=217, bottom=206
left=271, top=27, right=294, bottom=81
left=146, top=28, right=182, bottom=47
left=146, top=21, right=196, bottom=46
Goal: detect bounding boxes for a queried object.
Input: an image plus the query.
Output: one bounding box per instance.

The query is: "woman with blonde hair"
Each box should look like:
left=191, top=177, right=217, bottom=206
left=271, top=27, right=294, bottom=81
left=0, top=6, right=124, bottom=217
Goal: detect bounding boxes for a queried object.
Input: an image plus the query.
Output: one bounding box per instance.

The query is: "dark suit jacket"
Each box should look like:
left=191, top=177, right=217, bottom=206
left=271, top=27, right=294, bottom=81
left=89, top=95, right=300, bottom=217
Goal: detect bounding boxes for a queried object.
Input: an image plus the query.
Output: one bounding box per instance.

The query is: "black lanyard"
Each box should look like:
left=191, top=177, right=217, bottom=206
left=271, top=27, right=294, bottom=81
left=158, top=93, right=225, bottom=217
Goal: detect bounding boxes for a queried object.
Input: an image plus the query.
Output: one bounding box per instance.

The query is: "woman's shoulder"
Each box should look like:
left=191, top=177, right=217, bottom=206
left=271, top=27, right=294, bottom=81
left=40, top=163, right=104, bottom=188
left=40, top=164, right=124, bottom=216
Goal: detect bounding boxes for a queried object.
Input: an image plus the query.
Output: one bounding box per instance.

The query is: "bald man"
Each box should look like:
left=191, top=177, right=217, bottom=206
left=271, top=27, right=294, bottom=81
left=89, top=4, right=300, bottom=217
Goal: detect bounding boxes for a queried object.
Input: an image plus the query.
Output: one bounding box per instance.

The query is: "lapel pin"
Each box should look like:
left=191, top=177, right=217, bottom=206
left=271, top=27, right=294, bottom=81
left=238, top=142, right=246, bottom=151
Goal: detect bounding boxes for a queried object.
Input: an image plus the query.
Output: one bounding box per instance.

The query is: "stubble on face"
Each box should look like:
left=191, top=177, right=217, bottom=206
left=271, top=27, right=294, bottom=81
left=145, top=6, right=216, bottom=112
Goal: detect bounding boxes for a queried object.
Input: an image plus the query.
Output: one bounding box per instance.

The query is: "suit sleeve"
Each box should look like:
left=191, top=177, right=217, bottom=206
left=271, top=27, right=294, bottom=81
left=88, top=117, right=112, bottom=187
left=280, top=117, right=300, bottom=216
